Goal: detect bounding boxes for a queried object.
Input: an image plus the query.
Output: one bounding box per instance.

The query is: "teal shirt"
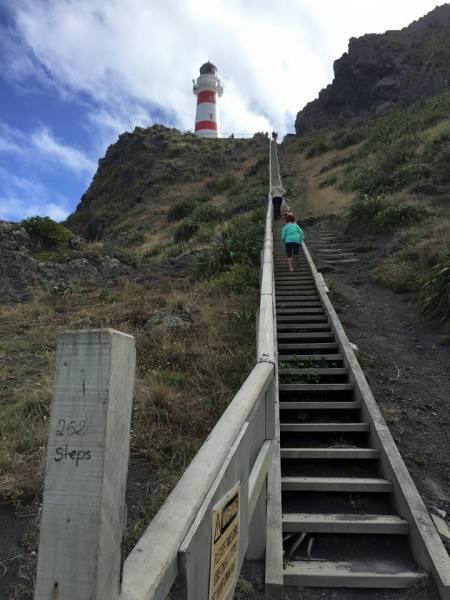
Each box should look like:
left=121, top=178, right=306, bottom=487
left=282, top=223, right=304, bottom=244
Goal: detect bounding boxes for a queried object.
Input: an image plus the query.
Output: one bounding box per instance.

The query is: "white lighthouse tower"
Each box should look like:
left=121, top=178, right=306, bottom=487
left=192, top=62, right=223, bottom=138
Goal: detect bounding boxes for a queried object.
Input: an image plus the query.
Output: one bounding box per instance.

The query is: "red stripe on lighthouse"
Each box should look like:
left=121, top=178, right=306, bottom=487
left=195, top=120, right=217, bottom=131
left=197, top=90, right=216, bottom=104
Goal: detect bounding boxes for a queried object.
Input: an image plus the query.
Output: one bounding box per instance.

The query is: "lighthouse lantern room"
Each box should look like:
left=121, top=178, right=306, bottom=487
left=193, top=62, right=223, bottom=138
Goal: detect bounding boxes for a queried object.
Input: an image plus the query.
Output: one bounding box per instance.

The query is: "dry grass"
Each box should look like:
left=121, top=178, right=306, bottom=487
left=379, top=402, right=402, bottom=425
left=0, top=276, right=255, bottom=514
left=278, top=142, right=352, bottom=219
left=373, top=212, right=450, bottom=292
left=0, top=271, right=258, bottom=600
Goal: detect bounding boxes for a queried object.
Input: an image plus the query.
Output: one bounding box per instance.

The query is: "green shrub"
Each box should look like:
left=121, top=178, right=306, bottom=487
left=142, top=244, right=163, bottom=260
left=343, top=137, right=425, bottom=196
left=245, top=158, right=268, bottom=177
left=416, top=252, right=450, bottom=326
left=305, top=141, right=329, bottom=159
left=124, top=232, right=146, bottom=246
left=167, top=200, right=197, bottom=222
left=194, top=224, right=215, bottom=243
left=191, top=204, right=221, bottom=223
left=332, top=127, right=367, bottom=150
left=206, top=174, right=238, bottom=194
left=318, top=175, right=338, bottom=189
left=373, top=203, right=427, bottom=232
left=422, top=130, right=450, bottom=190
left=210, top=264, right=259, bottom=293
left=174, top=221, right=198, bottom=243
left=226, top=180, right=266, bottom=215
left=346, top=195, right=427, bottom=233
left=194, top=213, right=263, bottom=279
left=21, top=216, right=73, bottom=249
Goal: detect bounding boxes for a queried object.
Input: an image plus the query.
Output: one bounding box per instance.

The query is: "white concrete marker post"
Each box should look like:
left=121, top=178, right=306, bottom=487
left=35, top=329, right=135, bottom=600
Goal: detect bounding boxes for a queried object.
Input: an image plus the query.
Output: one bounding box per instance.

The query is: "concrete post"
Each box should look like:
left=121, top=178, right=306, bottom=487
left=35, top=329, right=135, bottom=600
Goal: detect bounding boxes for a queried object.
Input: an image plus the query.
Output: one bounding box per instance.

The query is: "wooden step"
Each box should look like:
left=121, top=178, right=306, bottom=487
left=281, top=477, right=393, bottom=492
left=274, top=265, right=310, bottom=269
left=279, top=383, right=352, bottom=392
left=276, top=299, right=322, bottom=304
left=283, top=561, right=425, bottom=588
left=279, top=354, right=343, bottom=361
left=276, top=306, right=324, bottom=311
left=276, top=280, right=314, bottom=285
left=280, top=448, right=379, bottom=459
left=280, top=423, right=369, bottom=433
left=326, top=259, right=359, bottom=264
left=276, top=309, right=326, bottom=315
left=276, top=292, right=318, bottom=297
left=282, top=513, right=409, bottom=534
left=274, top=268, right=310, bottom=273
left=279, top=401, right=358, bottom=410
left=318, top=252, right=355, bottom=258
left=275, top=276, right=313, bottom=281
left=276, top=315, right=328, bottom=322
left=278, top=333, right=335, bottom=340
left=278, top=343, right=339, bottom=351
left=277, top=325, right=332, bottom=333
left=279, top=368, right=347, bottom=375
left=276, top=287, right=317, bottom=291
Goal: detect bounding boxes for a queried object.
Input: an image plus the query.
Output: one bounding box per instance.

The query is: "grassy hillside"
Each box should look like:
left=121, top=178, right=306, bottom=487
left=281, top=91, right=450, bottom=331
left=0, top=128, right=270, bottom=597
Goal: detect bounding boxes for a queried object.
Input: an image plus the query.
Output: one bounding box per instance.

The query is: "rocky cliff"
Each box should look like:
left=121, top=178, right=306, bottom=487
left=295, top=4, right=450, bottom=135
left=66, top=125, right=267, bottom=241
left=1, top=126, right=268, bottom=302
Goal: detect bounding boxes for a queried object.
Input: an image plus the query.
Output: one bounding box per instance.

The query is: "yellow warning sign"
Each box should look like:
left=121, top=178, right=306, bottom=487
left=209, top=483, right=240, bottom=600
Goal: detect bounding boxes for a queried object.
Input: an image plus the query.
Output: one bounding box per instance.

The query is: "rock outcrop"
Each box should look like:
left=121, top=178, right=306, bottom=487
left=295, top=4, right=450, bottom=135
left=0, top=220, right=139, bottom=302
left=66, top=125, right=267, bottom=241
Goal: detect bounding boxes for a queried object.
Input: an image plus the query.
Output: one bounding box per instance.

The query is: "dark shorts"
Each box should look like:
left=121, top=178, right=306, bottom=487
left=285, top=242, right=300, bottom=257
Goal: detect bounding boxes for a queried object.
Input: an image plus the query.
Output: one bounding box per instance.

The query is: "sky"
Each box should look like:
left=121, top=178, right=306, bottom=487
left=0, top=0, right=447, bottom=222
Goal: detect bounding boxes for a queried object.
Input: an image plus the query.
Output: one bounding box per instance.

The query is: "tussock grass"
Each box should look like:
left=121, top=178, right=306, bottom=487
left=346, top=195, right=427, bottom=233
left=416, top=252, right=450, bottom=328
left=193, top=211, right=263, bottom=279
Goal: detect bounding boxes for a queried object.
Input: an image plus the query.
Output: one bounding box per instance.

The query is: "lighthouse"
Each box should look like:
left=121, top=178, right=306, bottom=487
left=192, top=62, right=223, bottom=138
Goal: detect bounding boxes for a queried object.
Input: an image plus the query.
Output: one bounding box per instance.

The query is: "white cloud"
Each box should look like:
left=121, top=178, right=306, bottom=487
left=6, top=0, right=445, bottom=139
left=0, top=122, right=26, bottom=155
left=0, top=120, right=96, bottom=178
left=0, top=0, right=445, bottom=223
left=30, top=128, right=96, bottom=175
left=0, top=168, right=71, bottom=222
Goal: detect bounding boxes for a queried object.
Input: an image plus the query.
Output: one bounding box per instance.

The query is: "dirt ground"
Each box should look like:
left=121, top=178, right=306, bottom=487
left=304, top=221, right=450, bottom=522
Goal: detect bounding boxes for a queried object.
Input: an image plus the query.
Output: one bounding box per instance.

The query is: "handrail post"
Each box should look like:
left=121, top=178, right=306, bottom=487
left=35, top=329, right=135, bottom=600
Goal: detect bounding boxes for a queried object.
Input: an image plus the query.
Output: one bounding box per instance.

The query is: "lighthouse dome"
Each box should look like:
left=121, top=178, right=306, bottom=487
left=199, top=61, right=217, bottom=75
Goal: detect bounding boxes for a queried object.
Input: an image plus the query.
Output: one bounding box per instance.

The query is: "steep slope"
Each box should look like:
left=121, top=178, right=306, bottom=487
left=0, top=128, right=270, bottom=598
left=67, top=125, right=268, bottom=245
left=295, top=4, right=450, bottom=135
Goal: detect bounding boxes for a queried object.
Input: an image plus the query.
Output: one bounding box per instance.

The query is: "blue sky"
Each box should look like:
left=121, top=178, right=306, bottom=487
left=0, top=0, right=446, bottom=223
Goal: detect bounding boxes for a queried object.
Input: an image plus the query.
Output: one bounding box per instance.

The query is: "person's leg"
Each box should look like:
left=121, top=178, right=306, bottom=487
left=292, top=243, right=300, bottom=270
left=274, top=197, right=282, bottom=219
left=286, top=244, right=294, bottom=271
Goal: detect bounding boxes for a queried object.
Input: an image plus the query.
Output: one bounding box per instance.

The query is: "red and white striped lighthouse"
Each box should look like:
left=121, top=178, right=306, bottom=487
left=192, top=62, right=223, bottom=138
